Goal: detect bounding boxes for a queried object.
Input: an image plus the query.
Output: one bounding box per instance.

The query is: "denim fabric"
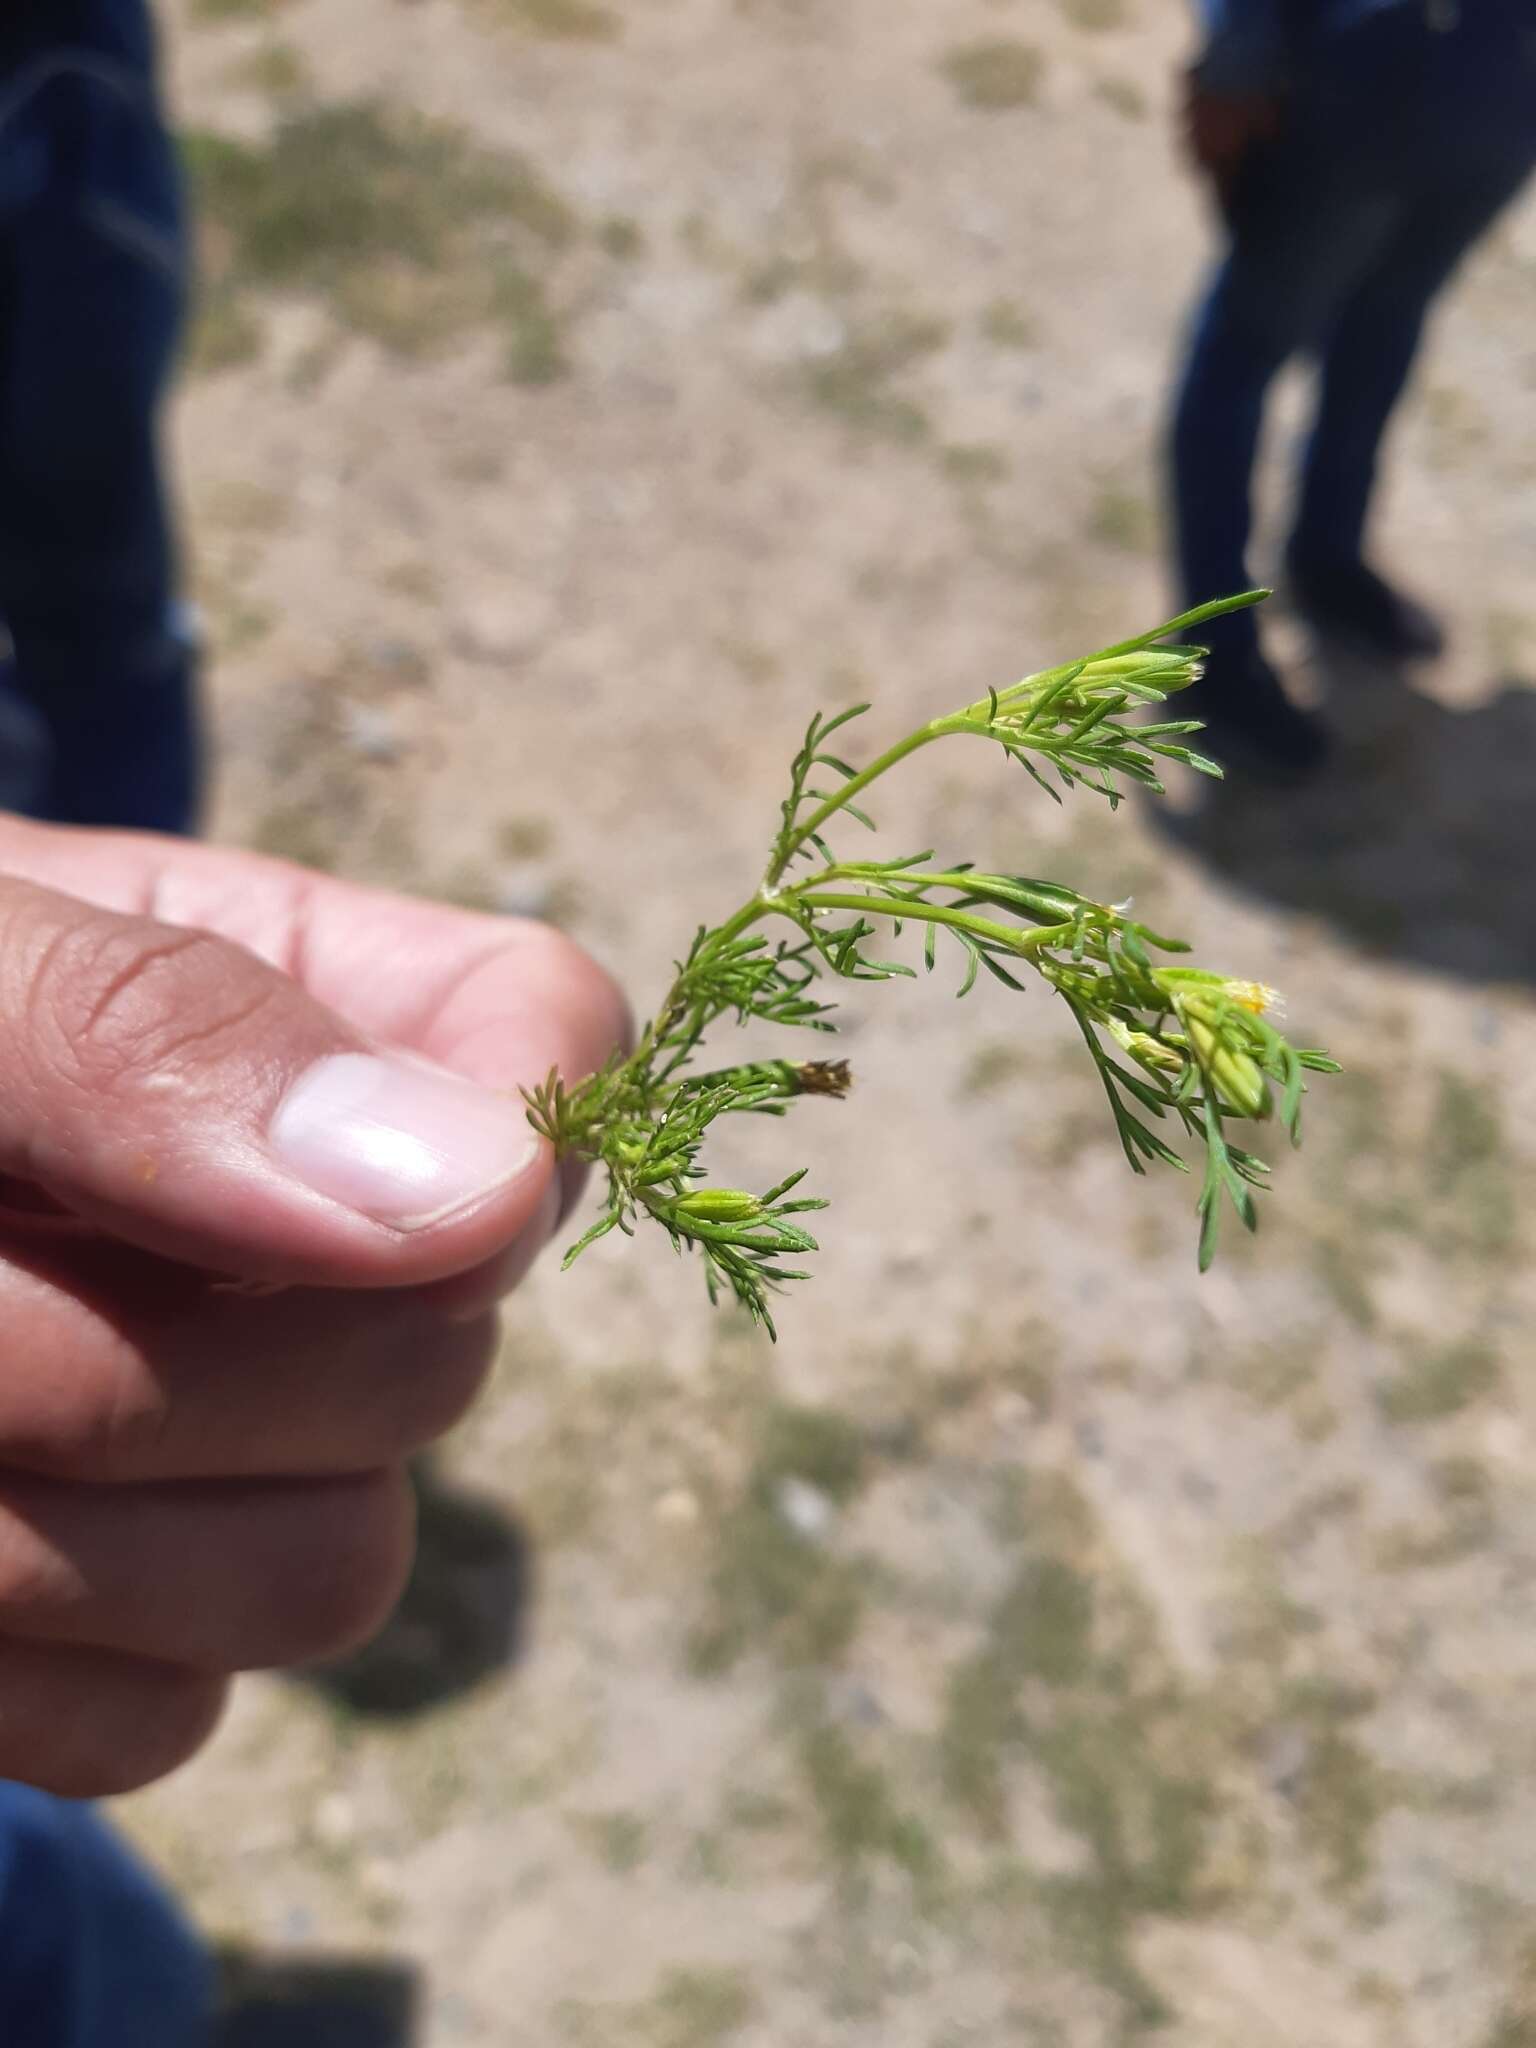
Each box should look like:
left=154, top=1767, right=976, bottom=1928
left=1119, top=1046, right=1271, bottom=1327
left=0, top=1781, right=212, bottom=2048
left=0, top=0, right=200, bottom=833
left=0, top=14, right=213, bottom=2028
left=1170, top=2, right=1536, bottom=651
left=1193, top=0, right=1536, bottom=94
left=1195, top=0, right=1409, bottom=93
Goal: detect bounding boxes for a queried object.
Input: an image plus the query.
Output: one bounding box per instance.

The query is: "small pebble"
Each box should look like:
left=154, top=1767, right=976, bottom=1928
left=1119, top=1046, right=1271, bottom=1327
left=313, top=1792, right=356, bottom=1848
left=495, top=862, right=554, bottom=920
left=340, top=703, right=402, bottom=763
left=655, top=1487, right=700, bottom=1527
left=368, top=638, right=427, bottom=682
left=359, top=1856, right=401, bottom=1901
left=776, top=1476, right=834, bottom=1540
left=455, top=588, right=556, bottom=665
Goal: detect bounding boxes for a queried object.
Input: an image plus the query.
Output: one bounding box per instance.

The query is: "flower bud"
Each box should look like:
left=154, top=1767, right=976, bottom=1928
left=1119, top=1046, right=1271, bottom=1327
left=1176, top=994, right=1272, bottom=1120
left=1107, top=1018, right=1184, bottom=1076
left=795, top=1059, right=852, bottom=1098
left=674, top=1188, right=764, bottom=1223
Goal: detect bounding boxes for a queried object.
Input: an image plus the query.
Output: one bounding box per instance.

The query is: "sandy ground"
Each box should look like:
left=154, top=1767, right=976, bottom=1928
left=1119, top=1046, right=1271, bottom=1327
left=112, top=2, right=1536, bottom=2043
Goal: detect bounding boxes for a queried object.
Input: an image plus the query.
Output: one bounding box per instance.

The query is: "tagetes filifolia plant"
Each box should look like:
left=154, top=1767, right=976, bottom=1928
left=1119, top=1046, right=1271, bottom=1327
left=527, top=594, right=1338, bottom=1336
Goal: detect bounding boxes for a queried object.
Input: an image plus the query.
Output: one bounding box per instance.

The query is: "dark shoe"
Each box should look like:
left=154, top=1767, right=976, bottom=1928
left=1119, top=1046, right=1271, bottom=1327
left=1176, top=647, right=1330, bottom=786
left=216, top=1950, right=415, bottom=2047
left=1286, top=550, right=1445, bottom=662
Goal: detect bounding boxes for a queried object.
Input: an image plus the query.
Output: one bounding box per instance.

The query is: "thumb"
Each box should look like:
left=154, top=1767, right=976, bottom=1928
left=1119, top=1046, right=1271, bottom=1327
left=0, top=877, right=554, bottom=1286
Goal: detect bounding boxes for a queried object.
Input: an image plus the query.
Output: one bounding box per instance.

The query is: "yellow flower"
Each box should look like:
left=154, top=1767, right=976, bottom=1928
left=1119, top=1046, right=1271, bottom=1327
left=1222, top=980, right=1280, bottom=1016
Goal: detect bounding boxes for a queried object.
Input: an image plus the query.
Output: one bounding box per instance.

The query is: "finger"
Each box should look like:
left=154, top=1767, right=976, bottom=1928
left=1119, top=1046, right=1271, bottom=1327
left=0, top=816, right=631, bottom=1089
left=0, top=872, right=561, bottom=1287
left=0, top=1237, right=502, bottom=1481
left=0, top=1640, right=227, bottom=1797
left=413, top=1168, right=563, bottom=1324
left=0, top=1466, right=415, bottom=1671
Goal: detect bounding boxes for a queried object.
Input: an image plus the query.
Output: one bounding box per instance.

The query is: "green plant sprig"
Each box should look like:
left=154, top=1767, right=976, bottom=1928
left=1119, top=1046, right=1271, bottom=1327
left=525, top=593, right=1339, bottom=1335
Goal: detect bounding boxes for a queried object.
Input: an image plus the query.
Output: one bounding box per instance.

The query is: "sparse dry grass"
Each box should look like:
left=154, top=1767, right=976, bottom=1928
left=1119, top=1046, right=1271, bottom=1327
left=185, top=100, right=577, bottom=375
left=979, top=296, right=1037, bottom=350
left=1095, top=75, right=1148, bottom=119
left=559, top=1965, right=754, bottom=2047
left=1088, top=483, right=1155, bottom=553
left=189, top=0, right=294, bottom=22
left=1061, top=0, right=1129, bottom=29
left=1377, top=1338, right=1502, bottom=1424
left=219, top=39, right=310, bottom=98
left=800, top=309, right=948, bottom=442
left=477, top=0, right=620, bottom=39
left=941, top=39, right=1046, bottom=112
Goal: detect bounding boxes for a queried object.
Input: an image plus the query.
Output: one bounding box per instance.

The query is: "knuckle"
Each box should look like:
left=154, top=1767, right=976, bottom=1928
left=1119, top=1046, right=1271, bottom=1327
left=31, top=915, right=281, bottom=1102
left=28, top=1336, right=175, bottom=1483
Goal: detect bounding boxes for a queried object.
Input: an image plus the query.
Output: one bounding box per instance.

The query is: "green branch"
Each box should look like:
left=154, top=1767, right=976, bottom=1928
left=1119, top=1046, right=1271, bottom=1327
left=525, top=593, right=1337, bottom=1337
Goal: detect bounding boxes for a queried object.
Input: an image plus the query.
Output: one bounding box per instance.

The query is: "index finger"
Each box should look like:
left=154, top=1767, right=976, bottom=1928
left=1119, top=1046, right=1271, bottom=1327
left=0, top=818, right=630, bottom=1093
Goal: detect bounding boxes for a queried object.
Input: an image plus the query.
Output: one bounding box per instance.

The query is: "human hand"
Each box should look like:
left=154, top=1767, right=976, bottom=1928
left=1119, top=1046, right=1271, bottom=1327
left=0, top=820, right=626, bottom=1796
left=1181, top=69, right=1283, bottom=199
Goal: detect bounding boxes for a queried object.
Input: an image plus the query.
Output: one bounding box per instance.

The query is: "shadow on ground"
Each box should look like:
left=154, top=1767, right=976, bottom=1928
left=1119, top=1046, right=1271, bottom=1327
left=223, top=1466, right=533, bottom=2039
left=299, top=1457, right=534, bottom=1718
left=216, top=1952, right=417, bottom=2048
left=1156, top=644, right=1536, bottom=987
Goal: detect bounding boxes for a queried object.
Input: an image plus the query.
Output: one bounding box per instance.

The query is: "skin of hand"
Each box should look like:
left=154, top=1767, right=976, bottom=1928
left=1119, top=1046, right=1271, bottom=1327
left=1181, top=69, right=1285, bottom=198
left=0, top=819, right=627, bottom=1797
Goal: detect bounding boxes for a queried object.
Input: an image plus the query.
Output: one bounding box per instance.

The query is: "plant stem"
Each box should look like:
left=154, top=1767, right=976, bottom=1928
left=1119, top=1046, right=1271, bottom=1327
left=773, top=722, right=949, bottom=880
left=793, top=892, right=1074, bottom=957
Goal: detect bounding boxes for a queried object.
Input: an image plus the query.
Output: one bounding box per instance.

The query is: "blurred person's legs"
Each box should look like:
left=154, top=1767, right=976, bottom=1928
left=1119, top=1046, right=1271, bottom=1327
left=1169, top=2, right=1536, bottom=775
left=0, top=10, right=214, bottom=2035
left=1169, top=33, right=1408, bottom=774
left=1290, top=158, right=1536, bottom=651
left=0, top=0, right=201, bottom=834
left=1170, top=171, right=1389, bottom=773
left=0, top=1780, right=213, bottom=2048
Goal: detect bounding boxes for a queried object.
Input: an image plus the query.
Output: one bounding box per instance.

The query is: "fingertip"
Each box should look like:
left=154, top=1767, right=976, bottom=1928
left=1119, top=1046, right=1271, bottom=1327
left=0, top=1644, right=229, bottom=1798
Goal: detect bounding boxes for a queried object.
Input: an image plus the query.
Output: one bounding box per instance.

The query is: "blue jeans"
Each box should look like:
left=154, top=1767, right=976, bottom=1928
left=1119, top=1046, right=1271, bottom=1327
left=1170, top=3, right=1536, bottom=654
left=0, top=0, right=200, bottom=832
left=0, top=1781, right=212, bottom=2047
